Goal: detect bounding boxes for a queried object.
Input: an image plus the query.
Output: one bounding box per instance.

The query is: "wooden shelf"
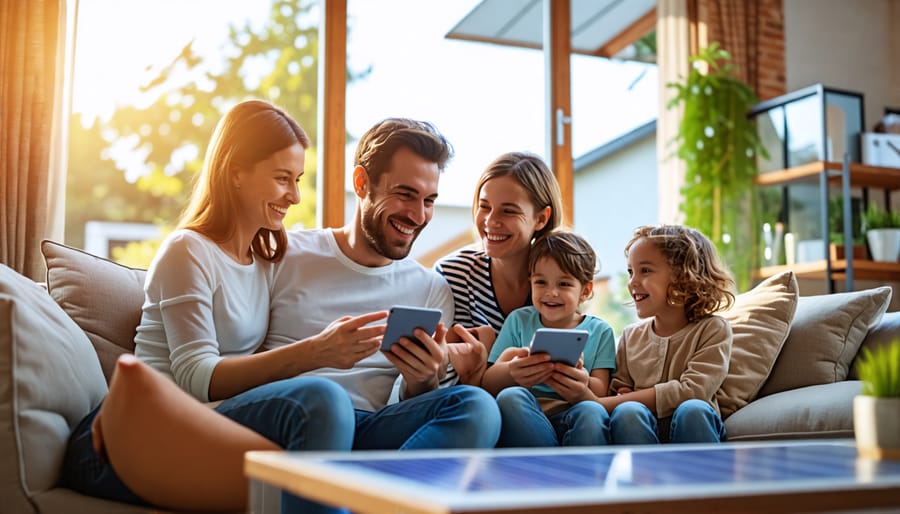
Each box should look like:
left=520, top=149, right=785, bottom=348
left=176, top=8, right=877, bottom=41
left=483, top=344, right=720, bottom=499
left=755, top=161, right=900, bottom=189
left=754, top=161, right=900, bottom=292
left=755, top=259, right=900, bottom=282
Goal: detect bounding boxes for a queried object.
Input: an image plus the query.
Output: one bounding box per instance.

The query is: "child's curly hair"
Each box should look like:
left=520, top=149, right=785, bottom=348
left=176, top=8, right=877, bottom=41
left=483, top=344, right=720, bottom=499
left=625, top=225, right=735, bottom=322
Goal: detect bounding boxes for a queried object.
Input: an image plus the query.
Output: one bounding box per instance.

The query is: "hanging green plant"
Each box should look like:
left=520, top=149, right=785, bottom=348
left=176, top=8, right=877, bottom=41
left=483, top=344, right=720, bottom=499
left=668, top=42, right=768, bottom=291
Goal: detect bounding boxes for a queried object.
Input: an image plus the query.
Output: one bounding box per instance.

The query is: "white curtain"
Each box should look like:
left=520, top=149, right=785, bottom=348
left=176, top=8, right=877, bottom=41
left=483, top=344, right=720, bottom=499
left=0, top=0, right=70, bottom=280
left=655, top=0, right=692, bottom=225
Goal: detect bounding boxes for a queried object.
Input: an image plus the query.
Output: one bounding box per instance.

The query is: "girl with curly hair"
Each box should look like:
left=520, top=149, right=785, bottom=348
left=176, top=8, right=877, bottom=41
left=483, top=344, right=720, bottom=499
left=604, top=224, right=736, bottom=444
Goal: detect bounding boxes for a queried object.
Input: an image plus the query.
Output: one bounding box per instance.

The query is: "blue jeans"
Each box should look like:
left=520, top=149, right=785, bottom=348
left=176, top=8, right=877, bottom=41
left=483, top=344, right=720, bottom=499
left=495, top=386, right=610, bottom=447
left=609, top=399, right=726, bottom=444
left=354, top=385, right=501, bottom=450
left=60, top=376, right=355, bottom=514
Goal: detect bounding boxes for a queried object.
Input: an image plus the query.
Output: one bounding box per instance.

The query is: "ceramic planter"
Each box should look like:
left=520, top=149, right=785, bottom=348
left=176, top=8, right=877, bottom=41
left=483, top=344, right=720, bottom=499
left=866, top=228, right=900, bottom=262
left=853, top=395, right=900, bottom=460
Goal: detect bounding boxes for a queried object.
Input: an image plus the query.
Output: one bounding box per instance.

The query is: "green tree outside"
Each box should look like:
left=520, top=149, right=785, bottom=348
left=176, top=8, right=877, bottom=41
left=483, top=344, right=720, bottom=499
left=67, top=0, right=366, bottom=267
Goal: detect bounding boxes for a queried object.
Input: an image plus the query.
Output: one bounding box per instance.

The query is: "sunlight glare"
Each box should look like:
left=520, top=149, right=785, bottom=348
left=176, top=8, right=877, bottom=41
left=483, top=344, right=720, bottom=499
left=73, top=0, right=269, bottom=124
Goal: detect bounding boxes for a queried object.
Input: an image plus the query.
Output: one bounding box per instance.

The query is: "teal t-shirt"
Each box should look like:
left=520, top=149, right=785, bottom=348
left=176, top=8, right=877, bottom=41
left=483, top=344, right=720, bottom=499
left=488, top=306, right=616, bottom=400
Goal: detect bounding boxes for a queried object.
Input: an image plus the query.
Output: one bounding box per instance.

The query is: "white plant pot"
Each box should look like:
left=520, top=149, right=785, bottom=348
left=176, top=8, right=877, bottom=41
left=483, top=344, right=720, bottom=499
left=866, top=228, right=900, bottom=262
left=853, top=395, right=900, bottom=460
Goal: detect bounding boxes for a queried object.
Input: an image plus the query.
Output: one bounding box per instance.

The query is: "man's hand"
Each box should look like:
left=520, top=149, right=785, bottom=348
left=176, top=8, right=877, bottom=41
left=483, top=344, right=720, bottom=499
left=446, top=324, right=488, bottom=385
left=383, top=323, right=448, bottom=397
left=304, top=311, right=387, bottom=369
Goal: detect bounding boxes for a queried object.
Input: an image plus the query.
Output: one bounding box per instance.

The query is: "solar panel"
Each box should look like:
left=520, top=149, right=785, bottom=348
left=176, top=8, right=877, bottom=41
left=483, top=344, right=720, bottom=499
left=246, top=440, right=900, bottom=514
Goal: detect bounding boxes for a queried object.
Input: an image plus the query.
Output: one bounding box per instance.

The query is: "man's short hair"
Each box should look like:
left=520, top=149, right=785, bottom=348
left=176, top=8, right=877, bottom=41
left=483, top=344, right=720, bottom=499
left=354, top=118, right=453, bottom=185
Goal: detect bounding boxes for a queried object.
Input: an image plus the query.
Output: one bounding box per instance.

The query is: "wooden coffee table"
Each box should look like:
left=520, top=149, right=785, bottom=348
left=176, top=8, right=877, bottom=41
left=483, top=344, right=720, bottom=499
left=244, top=440, right=900, bottom=513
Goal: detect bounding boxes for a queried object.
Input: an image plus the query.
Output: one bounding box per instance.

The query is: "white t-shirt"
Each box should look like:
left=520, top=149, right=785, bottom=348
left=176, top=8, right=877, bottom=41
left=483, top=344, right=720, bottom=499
left=266, top=228, right=454, bottom=412
left=134, top=229, right=272, bottom=402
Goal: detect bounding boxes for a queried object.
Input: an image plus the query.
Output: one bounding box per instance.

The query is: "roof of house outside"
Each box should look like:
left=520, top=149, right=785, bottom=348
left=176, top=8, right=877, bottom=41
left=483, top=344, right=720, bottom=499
left=574, top=119, right=656, bottom=171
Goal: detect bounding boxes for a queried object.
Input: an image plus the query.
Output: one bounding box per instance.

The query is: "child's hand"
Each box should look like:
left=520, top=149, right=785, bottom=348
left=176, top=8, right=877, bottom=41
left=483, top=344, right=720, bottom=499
left=507, top=350, right=554, bottom=387
left=615, top=386, right=633, bottom=395
left=496, top=346, right=524, bottom=362
left=544, top=359, right=592, bottom=403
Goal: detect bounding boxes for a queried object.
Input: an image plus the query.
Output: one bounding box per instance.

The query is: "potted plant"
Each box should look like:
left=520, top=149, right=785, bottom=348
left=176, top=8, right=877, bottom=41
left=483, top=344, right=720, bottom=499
left=667, top=42, right=768, bottom=290
left=853, top=340, right=900, bottom=460
left=862, top=203, right=900, bottom=262
left=828, top=195, right=867, bottom=260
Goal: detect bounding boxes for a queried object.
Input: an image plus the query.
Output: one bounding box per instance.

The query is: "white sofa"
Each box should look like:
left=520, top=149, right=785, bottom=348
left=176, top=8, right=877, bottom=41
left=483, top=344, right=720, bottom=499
left=1, top=240, right=896, bottom=513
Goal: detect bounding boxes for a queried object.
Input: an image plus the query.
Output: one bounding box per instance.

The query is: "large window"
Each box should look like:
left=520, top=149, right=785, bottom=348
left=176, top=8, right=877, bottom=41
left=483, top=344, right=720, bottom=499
left=345, top=0, right=546, bottom=260
left=67, top=0, right=320, bottom=265
left=68, top=0, right=657, bottom=286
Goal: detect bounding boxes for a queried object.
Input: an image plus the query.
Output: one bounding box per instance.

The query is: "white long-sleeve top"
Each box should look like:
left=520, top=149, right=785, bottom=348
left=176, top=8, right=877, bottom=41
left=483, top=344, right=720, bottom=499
left=134, top=229, right=272, bottom=401
left=266, top=228, right=454, bottom=412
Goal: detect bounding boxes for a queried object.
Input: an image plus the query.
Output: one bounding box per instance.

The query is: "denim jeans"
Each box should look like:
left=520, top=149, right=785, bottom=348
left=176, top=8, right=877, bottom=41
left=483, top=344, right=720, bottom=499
left=216, top=376, right=355, bottom=514
left=353, top=384, right=501, bottom=450
left=60, top=376, right=355, bottom=514
left=494, top=386, right=610, bottom=447
left=609, top=399, right=726, bottom=444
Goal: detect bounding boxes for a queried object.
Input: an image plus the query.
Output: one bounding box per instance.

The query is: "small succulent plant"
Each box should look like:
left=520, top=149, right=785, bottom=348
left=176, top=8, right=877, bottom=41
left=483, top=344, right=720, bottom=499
left=856, top=340, right=900, bottom=397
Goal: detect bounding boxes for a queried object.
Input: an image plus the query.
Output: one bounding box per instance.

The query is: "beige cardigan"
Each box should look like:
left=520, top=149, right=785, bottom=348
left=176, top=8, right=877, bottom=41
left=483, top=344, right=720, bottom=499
left=610, top=315, right=732, bottom=418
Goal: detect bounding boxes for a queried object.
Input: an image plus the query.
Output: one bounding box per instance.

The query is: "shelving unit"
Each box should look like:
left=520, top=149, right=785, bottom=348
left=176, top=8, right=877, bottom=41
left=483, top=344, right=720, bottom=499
left=753, top=160, right=900, bottom=292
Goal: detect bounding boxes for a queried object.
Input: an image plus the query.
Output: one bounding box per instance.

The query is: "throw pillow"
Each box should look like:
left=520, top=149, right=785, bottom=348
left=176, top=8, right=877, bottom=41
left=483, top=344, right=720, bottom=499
left=758, top=286, right=892, bottom=397
left=41, top=240, right=147, bottom=382
left=0, top=264, right=108, bottom=511
left=716, top=271, right=799, bottom=419
left=849, top=310, right=900, bottom=379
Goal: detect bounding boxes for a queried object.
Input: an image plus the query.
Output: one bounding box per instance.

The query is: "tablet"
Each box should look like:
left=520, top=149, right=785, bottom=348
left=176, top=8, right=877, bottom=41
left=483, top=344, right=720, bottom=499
left=380, top=306, right=443, bottom=351
left=528, top=328, right=589, bottom=367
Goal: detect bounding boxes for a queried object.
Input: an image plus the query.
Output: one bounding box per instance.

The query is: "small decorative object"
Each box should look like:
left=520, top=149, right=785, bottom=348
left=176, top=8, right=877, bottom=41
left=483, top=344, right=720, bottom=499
left=828, top=195, right=866, bottom=261
left=853, top=340, right=900, bottom=460
left=862, top=203, right=900, bottom=262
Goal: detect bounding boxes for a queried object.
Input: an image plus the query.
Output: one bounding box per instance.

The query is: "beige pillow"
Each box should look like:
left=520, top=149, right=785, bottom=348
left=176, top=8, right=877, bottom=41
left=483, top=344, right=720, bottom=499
left=0, top=264, right=108, bottom=512
left=41, top=240, right=147, bottom=382
left=759, top=286, right=892, bottom=397
left=716, top=271, right=798, bottom=419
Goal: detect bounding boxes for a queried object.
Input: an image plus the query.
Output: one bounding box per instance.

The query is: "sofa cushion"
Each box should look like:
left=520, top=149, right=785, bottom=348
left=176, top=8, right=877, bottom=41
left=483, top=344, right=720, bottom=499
left=41, top=240, right=147, bottom=382
left=0, top=264, right=108, bottom=511
left=716, top=271, right=798, bottom=418
left=725, top=381, right=860, bottom=441
left=759, top=286, right=892, bottom=397
left=849, top=311, right=900, bottom=379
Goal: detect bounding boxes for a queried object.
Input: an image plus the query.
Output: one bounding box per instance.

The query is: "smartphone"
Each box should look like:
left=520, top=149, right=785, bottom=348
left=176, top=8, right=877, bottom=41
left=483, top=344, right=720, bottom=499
left=380, top=306, right=443, bottom=351
left=528, top=328, right=589, bottom=367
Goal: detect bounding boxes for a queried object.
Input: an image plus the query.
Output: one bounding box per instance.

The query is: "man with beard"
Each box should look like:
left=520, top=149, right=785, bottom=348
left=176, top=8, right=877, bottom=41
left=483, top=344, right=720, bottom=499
left=266, top=118, right=501, bottom=458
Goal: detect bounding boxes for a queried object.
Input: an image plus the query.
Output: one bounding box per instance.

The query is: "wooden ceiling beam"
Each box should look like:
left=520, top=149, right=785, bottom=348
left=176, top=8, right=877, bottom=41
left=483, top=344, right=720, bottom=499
left=594, top=8, right=656, bottom=58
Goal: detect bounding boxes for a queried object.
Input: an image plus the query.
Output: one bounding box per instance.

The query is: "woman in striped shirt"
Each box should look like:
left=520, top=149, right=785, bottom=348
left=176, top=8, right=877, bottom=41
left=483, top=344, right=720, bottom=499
left=435, top=152, right=563, bottom=383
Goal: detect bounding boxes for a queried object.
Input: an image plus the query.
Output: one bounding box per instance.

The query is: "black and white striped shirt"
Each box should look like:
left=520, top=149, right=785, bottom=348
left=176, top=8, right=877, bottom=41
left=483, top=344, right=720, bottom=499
left=434, top=247, right=531, bottom=333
